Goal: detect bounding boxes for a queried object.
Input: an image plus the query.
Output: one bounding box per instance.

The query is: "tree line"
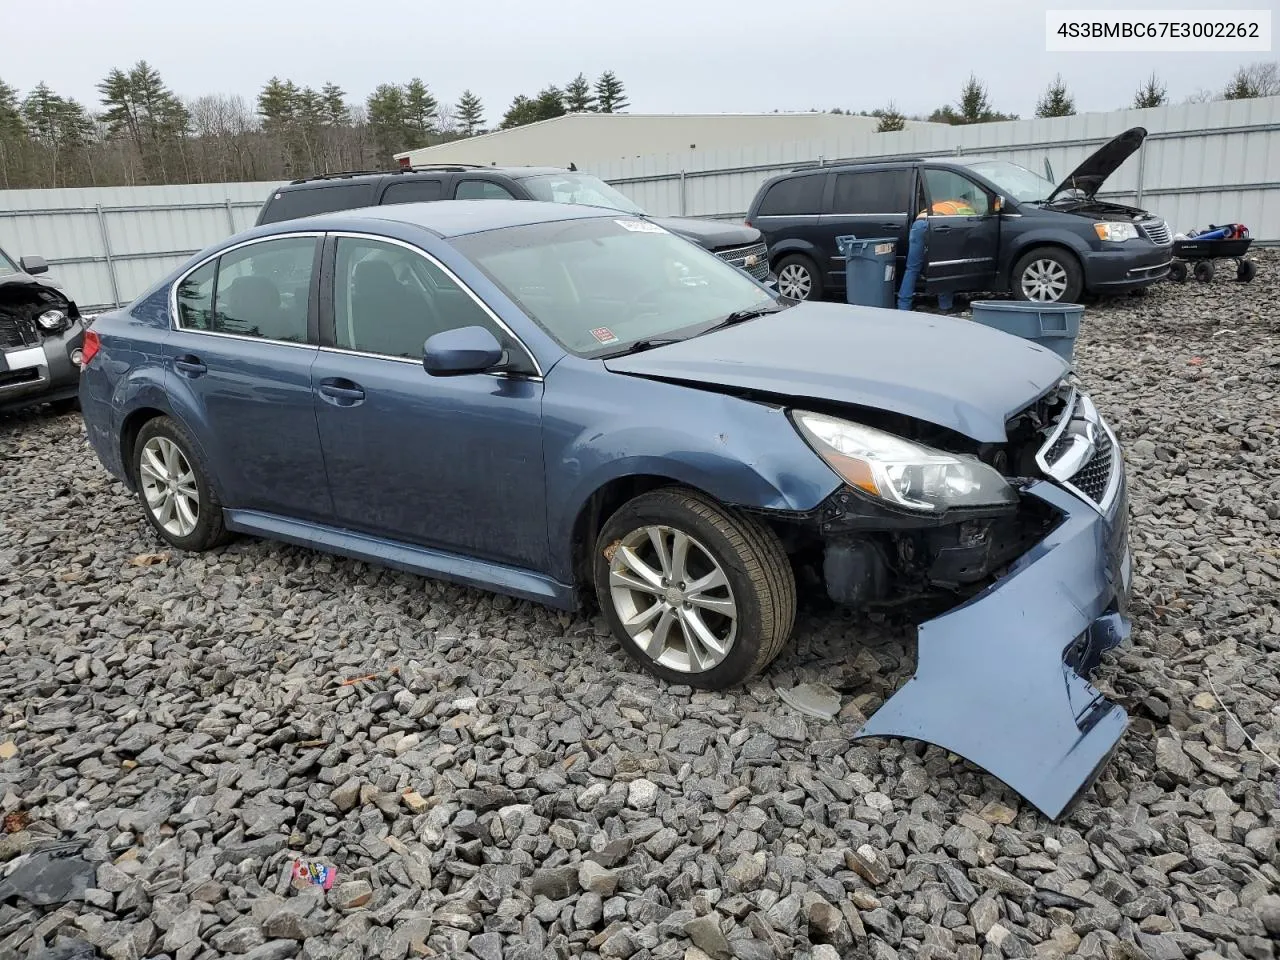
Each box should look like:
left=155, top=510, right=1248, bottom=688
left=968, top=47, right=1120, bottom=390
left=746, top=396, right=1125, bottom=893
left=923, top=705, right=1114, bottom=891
left=0, top=63, right=630, bottom=190
left=845, top=60, right=1280, bottom=133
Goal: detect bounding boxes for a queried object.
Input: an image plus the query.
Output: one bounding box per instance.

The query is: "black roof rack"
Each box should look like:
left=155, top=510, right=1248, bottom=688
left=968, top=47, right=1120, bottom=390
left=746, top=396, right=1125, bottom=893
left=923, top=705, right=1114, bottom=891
left=406, top=163, right=487, bottom=172
left=789, top=156, right=927, bottom=173
left=287, top=169, right=388, bottom=184
left=287, top=164, right=489, bottom=185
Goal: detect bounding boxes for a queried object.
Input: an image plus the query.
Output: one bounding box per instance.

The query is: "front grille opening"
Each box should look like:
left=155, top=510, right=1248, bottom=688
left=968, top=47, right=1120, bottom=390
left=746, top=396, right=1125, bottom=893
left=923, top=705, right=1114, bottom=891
left=0, top=367, right=42, bottom=389
left=1068, top=431, right=1113, bottom=503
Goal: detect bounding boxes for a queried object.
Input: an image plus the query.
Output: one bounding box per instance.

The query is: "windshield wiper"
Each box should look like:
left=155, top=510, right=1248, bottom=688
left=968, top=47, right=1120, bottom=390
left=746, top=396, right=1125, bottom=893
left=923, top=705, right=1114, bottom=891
left=600, top=337, right=684, bottom=358
left=700, top=304, right=786, bottom=335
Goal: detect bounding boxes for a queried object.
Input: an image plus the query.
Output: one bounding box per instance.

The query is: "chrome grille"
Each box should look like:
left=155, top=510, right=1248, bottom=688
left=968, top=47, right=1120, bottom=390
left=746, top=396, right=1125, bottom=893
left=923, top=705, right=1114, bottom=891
left=716, top=241, right=771, bottom=281
left=1142, top=219, right=1171, bottom=245
left=1035, top=387, right=1122, bottom=512
left=0, top=316, right=37, bottom=350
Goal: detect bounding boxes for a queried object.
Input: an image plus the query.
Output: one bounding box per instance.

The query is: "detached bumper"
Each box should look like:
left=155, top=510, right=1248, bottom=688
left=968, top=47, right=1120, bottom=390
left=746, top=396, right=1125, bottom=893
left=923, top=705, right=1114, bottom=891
left=1082, top=245, right=1172, bottom=291
left=855, top=478, right=1132, bottom=820
left=0, top=322, right=84, bottom=413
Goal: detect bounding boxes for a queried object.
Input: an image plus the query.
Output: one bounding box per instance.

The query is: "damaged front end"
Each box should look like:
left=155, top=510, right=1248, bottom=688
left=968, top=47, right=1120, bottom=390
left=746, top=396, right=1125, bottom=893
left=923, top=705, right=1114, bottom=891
left=0, top=277, right=86, bottom=413
left=789, top=382, right=1133, bottom=820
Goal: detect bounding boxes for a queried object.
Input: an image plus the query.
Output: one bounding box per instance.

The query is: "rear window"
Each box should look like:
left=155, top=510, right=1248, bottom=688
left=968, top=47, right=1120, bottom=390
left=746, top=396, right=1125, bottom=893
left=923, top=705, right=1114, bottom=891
left=755, top=175, right=825, bottom=216
left=831, top=170, right=911, bottom=215
left=260, top=182, right=378, bottom=223
left=382, top=180, right=443, bottom=204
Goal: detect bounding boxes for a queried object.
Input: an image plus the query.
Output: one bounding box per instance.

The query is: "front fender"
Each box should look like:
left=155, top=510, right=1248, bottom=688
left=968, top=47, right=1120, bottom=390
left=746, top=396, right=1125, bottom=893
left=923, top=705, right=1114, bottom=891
left=543, top=361, right=842, bottom=582
left=1000, top=226, right=1093, bottom=287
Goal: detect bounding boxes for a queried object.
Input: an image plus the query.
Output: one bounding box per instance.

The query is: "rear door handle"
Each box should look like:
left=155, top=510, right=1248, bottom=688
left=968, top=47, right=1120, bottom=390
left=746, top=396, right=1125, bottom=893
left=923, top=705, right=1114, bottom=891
left=932, top=225, right=952, bottom=233
left=318, top=378, right=366, bottom=406
left=174, top=354, right=206, bottom=377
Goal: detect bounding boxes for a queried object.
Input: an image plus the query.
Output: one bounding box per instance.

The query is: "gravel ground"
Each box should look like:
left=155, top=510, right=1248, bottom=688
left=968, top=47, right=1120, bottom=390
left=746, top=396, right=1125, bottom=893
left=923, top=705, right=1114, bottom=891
left=2, top=256, right=1278, bottom=960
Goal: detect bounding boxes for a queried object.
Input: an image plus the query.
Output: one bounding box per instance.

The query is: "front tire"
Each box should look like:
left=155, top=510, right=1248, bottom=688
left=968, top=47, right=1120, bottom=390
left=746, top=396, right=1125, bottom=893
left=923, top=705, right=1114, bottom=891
left=1011, top=247, right=1083, bottom=303
left=774, top=254, right=824, bottom=302
left=592, top=487, right=796, bottom=690
left=133, top=416, right=228, bottom=552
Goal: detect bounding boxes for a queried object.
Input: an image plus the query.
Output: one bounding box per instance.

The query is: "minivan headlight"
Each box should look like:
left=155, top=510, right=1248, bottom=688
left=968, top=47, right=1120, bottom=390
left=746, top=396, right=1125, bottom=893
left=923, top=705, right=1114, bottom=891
left=1093, top=222, right=1139, bottom=242
left=792, top=411, right=1017, bottom=512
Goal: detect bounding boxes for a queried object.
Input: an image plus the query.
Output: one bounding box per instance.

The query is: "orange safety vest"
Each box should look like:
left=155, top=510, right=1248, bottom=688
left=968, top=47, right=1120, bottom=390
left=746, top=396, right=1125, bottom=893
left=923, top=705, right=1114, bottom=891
left=917, top=199, right=977, bottom=219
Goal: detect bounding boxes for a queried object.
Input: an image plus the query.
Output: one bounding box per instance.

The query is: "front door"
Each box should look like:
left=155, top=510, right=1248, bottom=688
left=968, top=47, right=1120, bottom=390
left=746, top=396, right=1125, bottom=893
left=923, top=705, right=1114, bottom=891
left=311, top=234, right=548, bottom=570
left=820, top=168, right=913, bottom=292
left=921, top=168, right=1000, bottom=294
left=165, top=234, right=332, bottom=520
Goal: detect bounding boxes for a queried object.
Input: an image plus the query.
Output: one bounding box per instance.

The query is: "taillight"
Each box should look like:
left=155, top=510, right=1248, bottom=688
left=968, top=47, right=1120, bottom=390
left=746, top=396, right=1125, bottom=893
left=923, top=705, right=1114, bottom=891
left=80, top=330, right=100, bottom=368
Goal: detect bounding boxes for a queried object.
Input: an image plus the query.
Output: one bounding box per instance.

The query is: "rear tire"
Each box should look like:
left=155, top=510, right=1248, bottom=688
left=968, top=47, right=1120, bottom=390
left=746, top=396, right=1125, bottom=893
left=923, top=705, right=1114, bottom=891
left=1011, top=247, right=1083, bottom=303
left=774, top=254, right=824, bottom=302
left=132, top=416, right=229, bottom=552
left=592, top=487, right=796, bottom=690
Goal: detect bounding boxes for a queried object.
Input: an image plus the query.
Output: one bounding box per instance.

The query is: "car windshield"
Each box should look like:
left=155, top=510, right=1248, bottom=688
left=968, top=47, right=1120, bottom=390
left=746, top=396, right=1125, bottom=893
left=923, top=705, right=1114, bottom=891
left=518, top=174, right=646, bottom=215
left=962, top=160, right=1056, bottom=203
left=0, top=247, right=18, bottom=276
left=454, top=217, right=778, bottom=357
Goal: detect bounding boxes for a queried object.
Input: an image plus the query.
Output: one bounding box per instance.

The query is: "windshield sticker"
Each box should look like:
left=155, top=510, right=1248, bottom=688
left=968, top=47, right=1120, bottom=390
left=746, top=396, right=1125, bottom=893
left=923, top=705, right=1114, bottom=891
left=590, top=326, right=620, bottom=345
left=615, top=218, right=666, bottom=234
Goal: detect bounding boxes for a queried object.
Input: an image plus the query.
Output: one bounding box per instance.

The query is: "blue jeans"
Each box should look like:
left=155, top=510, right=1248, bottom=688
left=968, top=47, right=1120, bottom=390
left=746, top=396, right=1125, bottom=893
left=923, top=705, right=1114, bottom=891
left=897, top=217, right=953, bottom=311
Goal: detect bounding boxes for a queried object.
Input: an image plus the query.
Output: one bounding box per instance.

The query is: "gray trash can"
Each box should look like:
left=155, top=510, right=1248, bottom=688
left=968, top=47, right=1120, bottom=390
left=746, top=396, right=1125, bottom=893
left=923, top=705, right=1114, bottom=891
left=836, top=236, right=898, bottom=308
left=969, top=300, right=1083, bottom=363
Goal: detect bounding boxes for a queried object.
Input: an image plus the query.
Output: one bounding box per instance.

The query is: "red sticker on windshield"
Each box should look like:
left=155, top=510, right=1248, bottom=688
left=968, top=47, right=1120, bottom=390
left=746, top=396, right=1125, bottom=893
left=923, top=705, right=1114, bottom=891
left=590, top=326, right=619, bottom=344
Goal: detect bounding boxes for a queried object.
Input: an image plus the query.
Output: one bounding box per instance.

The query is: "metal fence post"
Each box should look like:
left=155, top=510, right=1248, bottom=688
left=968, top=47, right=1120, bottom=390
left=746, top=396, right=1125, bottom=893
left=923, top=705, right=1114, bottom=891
left=95, top=204, right=122, bottom=308
left=1134, top=140, right=1147, bottom=206
left=679, top=170, right=687, bottom=216
left=224, top=198, right=237, bottom=233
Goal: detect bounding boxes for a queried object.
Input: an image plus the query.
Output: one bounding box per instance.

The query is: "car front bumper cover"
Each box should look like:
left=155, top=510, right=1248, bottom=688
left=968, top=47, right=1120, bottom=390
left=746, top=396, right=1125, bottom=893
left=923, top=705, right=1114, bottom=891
left=0, top=321, right=85, bottom=412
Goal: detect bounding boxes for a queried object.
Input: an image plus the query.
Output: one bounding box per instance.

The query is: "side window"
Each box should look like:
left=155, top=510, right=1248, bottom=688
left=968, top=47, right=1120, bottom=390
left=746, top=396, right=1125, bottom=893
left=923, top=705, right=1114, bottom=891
left=333, top=237, right=520, bottom=365
left=175, top=260, right=216, bottom=330
left=262, top=183, right=376, bottom=222
left=455, top=179, right=516, bottom=200
left=382, top=180, right=443, bottom=204
left=212, top=237, right=316, bottom=343
left=756, top=175, right=825, bottom=216
left=831, top=170, right=911, bottom=214
left=922, top=169, right=991, bottom=216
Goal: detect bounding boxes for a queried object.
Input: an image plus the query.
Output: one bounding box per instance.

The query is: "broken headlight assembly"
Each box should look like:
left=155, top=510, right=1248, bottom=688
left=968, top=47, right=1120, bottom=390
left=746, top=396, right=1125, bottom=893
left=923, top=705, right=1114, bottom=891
left=36, top=309, right=69, bottom=333
left=792, top=411, right=1017, bottom=512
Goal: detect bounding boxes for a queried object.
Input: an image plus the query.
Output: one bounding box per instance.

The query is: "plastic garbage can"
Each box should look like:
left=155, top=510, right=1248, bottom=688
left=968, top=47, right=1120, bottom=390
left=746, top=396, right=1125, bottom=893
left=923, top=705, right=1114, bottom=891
left=968, top=300, right=1083, bottom=363
left=836, top=235, right=897, bottom=309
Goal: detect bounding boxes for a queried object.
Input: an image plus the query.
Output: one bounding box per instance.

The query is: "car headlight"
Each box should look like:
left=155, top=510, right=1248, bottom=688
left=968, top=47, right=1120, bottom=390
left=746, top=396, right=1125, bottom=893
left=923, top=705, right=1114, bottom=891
left=792, top=411, right=1017, bottom=512
left=1093, top=222, right=1139, bottom=242
left=36, top=309, right=69, bottom=332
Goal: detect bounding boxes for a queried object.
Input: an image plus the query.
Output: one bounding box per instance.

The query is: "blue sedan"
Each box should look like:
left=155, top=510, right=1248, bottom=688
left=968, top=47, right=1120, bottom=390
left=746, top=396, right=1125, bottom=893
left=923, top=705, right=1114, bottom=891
left=79, top=200, right=1133, bottom=819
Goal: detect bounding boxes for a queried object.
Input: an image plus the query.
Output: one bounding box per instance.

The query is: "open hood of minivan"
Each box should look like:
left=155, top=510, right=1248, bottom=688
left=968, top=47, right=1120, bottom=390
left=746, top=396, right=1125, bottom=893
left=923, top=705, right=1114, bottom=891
left=1047, top=126, right=1146, bottom=202
left=604, top=302, right=1068, bottom=443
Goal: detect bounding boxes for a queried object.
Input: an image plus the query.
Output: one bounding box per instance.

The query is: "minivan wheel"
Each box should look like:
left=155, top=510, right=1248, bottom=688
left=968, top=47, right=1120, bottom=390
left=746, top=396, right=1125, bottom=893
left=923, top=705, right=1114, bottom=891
left=1012, top=248, right=1082, bottom=303
left=775, top=254, right=823, bottom=301
left=593, top=487, right=796, bottom=690
left=133, top=416, right=228, bottom=552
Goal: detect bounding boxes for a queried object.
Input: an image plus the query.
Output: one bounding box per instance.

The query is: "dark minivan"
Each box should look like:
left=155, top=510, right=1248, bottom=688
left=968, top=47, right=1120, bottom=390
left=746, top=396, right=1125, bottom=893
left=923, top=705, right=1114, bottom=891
left=746, top=127, right=1172, bottom=304
left=256, top=165, right=775, bottom=287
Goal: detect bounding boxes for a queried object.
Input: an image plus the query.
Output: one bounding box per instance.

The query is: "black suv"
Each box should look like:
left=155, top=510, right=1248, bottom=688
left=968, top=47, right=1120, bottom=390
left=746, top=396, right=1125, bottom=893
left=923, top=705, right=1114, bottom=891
left=746, top=127, right=1172, bottom=304
left=256, top=165, right=774, bottom=287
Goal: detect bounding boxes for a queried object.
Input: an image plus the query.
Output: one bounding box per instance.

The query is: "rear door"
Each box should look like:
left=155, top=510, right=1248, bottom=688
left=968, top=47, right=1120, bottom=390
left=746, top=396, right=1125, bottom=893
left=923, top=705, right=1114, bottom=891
left=921, top=167, right=1000, bottom=293
left=820, top=168, right=913, bottom=291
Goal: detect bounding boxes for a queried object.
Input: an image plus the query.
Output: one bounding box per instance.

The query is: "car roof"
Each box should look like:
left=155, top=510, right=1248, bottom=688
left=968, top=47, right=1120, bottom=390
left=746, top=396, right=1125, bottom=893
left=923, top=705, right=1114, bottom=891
left=298, top=199, right=623, bottom=238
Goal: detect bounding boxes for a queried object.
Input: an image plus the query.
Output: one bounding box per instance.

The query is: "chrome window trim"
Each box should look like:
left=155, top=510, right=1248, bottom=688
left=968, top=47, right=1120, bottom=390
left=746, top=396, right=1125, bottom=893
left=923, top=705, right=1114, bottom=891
left=750, top=213, right=824, bottom=220
left=315, top=344, right=544, bottom=384
left=328, top=231, right=544, bottom=378
left=168, top=230, right=325, bottom=340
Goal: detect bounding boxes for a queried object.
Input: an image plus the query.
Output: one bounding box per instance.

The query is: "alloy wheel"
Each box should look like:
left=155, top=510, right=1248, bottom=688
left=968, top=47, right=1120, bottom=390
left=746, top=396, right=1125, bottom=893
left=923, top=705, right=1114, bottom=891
left=777, top=263, right=813, bottom=300
left=608, top=524, right=738, bottom=673
left=1020, top=258, right=1069, bottom=301
left=139, top=436, right=200, bottom=538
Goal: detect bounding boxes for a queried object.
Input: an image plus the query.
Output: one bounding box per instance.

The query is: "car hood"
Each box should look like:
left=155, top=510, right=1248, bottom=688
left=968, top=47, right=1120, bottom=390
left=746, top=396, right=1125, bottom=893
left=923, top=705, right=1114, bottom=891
left=1047, top=126, right=1146, bottom=202
left=604, top=302, right=1068, bottom=443
left=0, top=271, right=61, bottom=292
left=649, top=216, right=763, bottom=250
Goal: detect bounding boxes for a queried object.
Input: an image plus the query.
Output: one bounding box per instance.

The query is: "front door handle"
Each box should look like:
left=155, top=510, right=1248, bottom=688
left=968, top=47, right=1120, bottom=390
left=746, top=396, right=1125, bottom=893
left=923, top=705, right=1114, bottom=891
left=174, top=354, right=207, bottom=377
left=318, top=378, right=366, bottom=406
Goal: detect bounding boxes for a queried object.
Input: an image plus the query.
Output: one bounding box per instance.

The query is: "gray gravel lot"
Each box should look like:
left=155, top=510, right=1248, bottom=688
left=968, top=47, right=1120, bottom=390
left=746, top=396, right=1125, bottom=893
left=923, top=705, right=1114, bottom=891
left=2, top=257, right=1279, bottom=960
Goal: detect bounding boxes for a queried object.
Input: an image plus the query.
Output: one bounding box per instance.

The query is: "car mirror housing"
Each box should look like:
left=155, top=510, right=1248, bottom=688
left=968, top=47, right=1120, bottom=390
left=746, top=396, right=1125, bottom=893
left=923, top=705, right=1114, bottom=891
left=423, top=325, right=504, bottom=377
left=20, top=255, right=49, bottom=275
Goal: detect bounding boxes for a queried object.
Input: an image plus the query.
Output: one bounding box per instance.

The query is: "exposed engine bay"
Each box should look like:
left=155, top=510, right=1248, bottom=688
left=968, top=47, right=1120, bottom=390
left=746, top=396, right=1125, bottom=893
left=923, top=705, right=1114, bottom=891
left=0, top=281, right=80, bottom=348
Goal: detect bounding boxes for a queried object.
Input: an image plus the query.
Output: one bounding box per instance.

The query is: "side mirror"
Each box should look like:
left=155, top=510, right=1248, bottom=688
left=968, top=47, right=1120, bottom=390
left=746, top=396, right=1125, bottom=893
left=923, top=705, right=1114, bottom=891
left=423, top=325, right=504, bottom=377
left=20, top=255, right=48, bottom=275
left=993, top=195, right=1005, bottom=213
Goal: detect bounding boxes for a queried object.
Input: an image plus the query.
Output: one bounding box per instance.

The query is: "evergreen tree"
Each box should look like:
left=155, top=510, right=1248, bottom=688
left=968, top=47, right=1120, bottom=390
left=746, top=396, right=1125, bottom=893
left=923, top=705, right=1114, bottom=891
left=1132, top=73, right=1168, bottom=108
left=404, top=78, right=438, bottom=146
left=1223, top=62, right=1279, bottom=100
left=594, top=71, right=628, bottom=113
left=457, top=89, right=485, bottom=135
left=366, top=83, right=410, bottom=158
left=533, top=86, right=566, bottom=121
left=564, top=73, right=595, bottom=112
left=320, top=83, right=350, bottom=126
left=258, top=77, right=301, bottom=129
left=97, top=61, right=189, bottom=180
left=0, top=79, right=23, bottom=139
left=875, top=102, right=906, bottom=132
left=1035, top=75, right=1075, bottom=118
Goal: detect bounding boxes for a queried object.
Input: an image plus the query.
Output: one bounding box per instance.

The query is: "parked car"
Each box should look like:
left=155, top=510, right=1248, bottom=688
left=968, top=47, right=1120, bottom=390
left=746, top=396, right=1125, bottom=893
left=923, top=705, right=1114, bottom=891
left=0, top=245, right=86, bottom=414
left=80, top=200, right=1132, bottom=819
left=746, top=126, right=1172, bottom=304
left=255, top=165, right=775, bottom=287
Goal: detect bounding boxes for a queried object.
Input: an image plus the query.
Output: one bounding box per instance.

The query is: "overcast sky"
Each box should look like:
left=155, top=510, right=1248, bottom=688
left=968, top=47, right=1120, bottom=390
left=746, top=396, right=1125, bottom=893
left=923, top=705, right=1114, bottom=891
left=6, top=0, right=1276, bottom=123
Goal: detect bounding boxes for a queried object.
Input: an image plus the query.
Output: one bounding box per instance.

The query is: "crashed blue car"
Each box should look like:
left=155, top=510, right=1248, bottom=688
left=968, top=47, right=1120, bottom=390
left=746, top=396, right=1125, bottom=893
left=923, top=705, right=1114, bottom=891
left=78, top=200, right=1132, bottom=819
